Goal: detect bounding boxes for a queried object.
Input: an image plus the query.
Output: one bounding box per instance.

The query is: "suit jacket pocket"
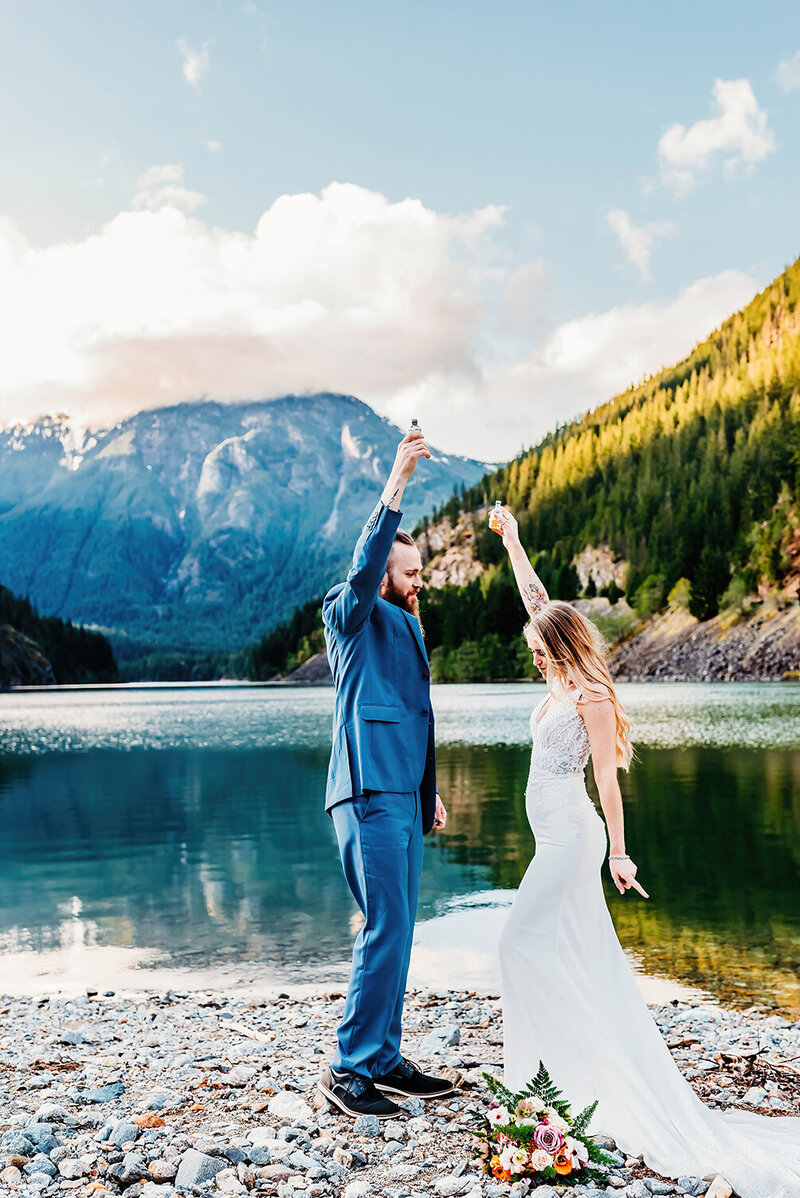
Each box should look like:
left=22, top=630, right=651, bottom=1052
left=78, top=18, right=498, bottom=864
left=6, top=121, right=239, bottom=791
left=358, top=704, right=401, bottom=722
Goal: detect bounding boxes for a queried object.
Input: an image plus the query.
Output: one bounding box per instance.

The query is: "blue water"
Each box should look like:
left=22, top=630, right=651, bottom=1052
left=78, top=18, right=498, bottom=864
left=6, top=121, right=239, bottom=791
left=0, top=683, right=798, bottom=1009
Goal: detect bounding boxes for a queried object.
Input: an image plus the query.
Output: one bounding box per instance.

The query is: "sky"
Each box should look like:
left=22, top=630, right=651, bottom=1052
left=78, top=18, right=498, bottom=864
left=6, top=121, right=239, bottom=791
left=1, top=0, right=799, bottom=460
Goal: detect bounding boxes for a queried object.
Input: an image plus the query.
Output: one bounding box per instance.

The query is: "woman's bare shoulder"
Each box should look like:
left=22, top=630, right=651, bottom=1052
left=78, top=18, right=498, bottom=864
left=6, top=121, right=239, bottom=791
left=576, top=690, right=614, bottom=717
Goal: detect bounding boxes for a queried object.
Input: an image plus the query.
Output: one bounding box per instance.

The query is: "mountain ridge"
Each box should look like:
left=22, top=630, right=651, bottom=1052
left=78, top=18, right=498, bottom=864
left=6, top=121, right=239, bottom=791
left=0, top=393, right=493, bottom=668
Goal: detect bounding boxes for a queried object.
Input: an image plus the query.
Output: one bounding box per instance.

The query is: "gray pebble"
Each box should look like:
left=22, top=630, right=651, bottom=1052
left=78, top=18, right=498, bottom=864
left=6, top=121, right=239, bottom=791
left=24, top=1155, right=57, bottom=1176
left=58, top=1158, right=89, bottom=1179
left=174, top=1147, right=227, bottom=1187
left=110, top=1119, right=140, bottom=1147
left=247, top=1146, right=271, bottom=1165
left=32, top=1103, right=75, bottom=1125
left=24, top=1172, right=55, bottom=1189
left=82, top=1082, right=125, bottom=1104
left=353, top=1114, right=381, bottom=1137
left=344, top=1181, right=373, bottom=1198
left=2, top=1131, right=35, bottom=1154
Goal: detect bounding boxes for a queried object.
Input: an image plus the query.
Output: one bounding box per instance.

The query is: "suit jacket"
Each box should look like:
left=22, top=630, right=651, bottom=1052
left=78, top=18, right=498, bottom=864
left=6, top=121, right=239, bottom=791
left=322, top=500, right=437, bottom=834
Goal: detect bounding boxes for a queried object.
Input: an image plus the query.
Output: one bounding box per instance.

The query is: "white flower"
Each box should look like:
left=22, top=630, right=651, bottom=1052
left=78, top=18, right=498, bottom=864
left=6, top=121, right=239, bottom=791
left=548, top=1112, right=570, bottom=1134
left=511, top=1147, right=528, bottom=1169
left=566, top=1135, right=589, bottom=1163
left=529, top=1148, right=553, bottom=1171
left=487, top=1104, right=511, bottom=1125
left=499, top=1145, right=517, bottom=1172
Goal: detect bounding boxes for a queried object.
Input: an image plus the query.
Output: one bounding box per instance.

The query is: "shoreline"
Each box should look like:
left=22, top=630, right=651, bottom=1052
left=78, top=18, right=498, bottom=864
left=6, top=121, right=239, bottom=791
left=1, top=987, right=797, bottom=1198
left=5, top=676, right=800, bottom=693
left=0, top=939, right=707, bottom=1011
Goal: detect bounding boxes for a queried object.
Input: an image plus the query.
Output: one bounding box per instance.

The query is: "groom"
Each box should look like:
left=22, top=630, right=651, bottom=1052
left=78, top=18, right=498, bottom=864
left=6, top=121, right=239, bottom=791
left=318, top=428, right=454, bottom=1119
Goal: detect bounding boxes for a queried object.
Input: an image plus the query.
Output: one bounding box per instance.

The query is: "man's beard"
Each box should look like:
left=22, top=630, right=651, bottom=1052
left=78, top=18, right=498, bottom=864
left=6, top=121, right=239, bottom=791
left=382, top=578, right=423, bottom=630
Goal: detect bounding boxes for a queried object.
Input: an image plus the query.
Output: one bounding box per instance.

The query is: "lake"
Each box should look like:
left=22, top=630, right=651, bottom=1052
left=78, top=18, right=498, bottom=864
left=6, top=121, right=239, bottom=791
left=0, top=682, right=798, bottom=1013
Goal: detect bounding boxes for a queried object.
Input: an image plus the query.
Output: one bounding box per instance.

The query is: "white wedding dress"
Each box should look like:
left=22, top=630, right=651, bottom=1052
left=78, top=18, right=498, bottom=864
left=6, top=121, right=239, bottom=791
left=499, top=692, right=800, bottom=1198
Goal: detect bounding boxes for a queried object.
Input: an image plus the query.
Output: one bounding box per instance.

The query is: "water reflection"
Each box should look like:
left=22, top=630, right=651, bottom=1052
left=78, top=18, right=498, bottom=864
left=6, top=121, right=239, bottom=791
left=430, top=743, right=800, bottom=1013
left=0, top=685, right=798, bottom=1013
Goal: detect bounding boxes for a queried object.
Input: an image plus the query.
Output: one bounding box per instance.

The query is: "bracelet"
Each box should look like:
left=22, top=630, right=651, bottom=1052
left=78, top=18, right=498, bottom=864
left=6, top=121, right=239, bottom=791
left=609, top=853, right=630, bottom=861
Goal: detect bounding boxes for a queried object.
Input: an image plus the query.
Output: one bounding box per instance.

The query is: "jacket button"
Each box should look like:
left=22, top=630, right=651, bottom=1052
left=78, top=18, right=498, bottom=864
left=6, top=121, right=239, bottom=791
left=421, top=708, right=429, bottom=716
left=422, top=673, right=430, bottom=681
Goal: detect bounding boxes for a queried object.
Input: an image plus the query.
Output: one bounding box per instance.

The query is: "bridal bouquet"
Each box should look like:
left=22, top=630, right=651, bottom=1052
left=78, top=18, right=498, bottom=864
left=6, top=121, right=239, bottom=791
left=470, top=1063, right=615, bottom=1187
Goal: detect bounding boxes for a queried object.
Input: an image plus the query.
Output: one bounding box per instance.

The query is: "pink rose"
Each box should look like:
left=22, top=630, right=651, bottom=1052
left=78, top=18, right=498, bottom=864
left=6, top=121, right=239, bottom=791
left=532, top=1120, right=565, bottom=1154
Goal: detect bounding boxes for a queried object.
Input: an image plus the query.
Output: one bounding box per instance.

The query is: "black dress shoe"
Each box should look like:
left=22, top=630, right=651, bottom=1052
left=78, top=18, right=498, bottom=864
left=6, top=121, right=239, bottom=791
left=373, top=1057, right=457, bottom=1099
left=318, top=1065, right=403, bottom=1119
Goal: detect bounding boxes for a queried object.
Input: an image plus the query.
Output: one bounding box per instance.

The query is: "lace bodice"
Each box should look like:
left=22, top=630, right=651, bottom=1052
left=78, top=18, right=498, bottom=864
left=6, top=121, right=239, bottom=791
left=529, top=694, right=591, bottom=776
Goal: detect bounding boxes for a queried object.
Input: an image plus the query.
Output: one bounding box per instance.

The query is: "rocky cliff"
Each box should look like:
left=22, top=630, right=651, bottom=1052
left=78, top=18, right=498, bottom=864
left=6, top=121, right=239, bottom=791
left=610, top=603, right=800, bottom=682
left=417, top=509, right=487, bottom=587
left=0, top=625, right=55, bottom=688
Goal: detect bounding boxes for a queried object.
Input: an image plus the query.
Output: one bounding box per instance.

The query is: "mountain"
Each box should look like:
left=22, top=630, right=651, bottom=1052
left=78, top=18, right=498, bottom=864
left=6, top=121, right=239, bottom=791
left=0, top=394, right=492, bottom=667
left=410, top=254, right=800, bottom=680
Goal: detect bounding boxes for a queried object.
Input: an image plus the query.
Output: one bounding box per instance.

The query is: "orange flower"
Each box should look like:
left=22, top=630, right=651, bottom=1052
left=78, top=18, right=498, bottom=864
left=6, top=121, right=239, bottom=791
left=553, top=1146, right=573, bottom=1175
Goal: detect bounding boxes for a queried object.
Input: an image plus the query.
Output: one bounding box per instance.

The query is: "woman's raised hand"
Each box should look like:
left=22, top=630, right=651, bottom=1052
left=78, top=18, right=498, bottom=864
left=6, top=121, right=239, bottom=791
left=490, top=504, right=520, bottom=546
left=609, top=857, right=649, bottom=899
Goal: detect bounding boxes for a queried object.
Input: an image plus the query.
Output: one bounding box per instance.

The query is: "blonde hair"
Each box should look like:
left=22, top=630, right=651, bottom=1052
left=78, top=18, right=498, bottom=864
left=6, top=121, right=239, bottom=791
left=525, top=601, right=633, bottom=770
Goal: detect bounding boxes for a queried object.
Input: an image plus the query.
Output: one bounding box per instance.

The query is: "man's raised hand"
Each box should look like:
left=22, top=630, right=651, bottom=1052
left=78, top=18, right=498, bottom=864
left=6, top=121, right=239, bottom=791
left=381, top=430, right=431, bottom=511
left=395, top=430, right=431, bottom=481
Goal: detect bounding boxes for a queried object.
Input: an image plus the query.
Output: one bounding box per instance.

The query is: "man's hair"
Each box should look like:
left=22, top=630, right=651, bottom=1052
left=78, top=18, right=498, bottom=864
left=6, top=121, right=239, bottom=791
left=387, top=528, right=416, bottom=570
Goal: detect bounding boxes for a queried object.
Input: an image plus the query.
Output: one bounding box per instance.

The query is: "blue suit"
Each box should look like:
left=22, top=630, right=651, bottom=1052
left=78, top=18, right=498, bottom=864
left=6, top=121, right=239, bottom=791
left=323, top=500, right=437, bottom=1076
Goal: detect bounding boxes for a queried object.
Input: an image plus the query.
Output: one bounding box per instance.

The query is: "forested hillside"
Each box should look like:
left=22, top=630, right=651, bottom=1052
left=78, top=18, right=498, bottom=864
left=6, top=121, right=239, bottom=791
left=0, top=584, right=117, bottom=685
left=233, top=257, right=800, bottom=683
left=414, top=255, right=800, bottom=678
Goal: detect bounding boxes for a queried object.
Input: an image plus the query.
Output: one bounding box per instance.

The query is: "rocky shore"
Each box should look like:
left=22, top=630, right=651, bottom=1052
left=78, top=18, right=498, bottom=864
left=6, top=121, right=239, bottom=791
left=1, top=988, right=798, bottom=1198
left=610, top=605, right=800, bottom=683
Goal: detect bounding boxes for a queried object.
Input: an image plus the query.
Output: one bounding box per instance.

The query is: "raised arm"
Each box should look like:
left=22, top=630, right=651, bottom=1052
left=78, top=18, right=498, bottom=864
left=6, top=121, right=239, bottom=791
left=490, top=506, right=549, bottom=618
left=322, top=430, right=430, bottom=636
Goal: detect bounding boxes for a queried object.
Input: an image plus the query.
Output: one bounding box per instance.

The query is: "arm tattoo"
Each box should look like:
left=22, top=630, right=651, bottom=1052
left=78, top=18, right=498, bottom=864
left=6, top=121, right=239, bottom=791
left=383, top=486, right=401, bottom=511
left=524, top=579, right=548, bottom=615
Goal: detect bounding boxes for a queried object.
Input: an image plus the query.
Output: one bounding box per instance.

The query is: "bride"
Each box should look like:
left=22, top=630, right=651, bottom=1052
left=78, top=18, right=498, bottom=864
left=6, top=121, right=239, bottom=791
left=491, top=506, right=800, bottom=1198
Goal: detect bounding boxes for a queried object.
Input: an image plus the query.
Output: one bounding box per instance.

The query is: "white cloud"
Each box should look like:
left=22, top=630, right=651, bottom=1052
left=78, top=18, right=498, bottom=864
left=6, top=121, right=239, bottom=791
left=0, top=183, right=501, bottom=439
left=130, top=164, right=207, bottom=213
left=658, top=78, right=776, bottom=194
left=484, top=269, right=756, bottom=457
left=177, top=38, right=211, bottom=90
left=0, top=181, right=757, bottom=460
left=776, top=49, right=800, bottom=93
left=606, top=209, right=677, bottom=281
left=203, top=139, right=223, bottom=153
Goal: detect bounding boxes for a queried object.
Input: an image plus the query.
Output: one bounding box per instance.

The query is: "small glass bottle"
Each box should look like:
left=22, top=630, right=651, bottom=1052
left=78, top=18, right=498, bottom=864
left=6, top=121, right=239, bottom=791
left=488, top=499, right=504, bottom=532
left=408, top=418, right=423, bottom=437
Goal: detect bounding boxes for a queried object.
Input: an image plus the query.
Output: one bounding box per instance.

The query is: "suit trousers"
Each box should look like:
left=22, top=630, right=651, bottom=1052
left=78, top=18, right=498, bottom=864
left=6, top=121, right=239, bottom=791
left=331, top=788, right=423, bottom=1076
